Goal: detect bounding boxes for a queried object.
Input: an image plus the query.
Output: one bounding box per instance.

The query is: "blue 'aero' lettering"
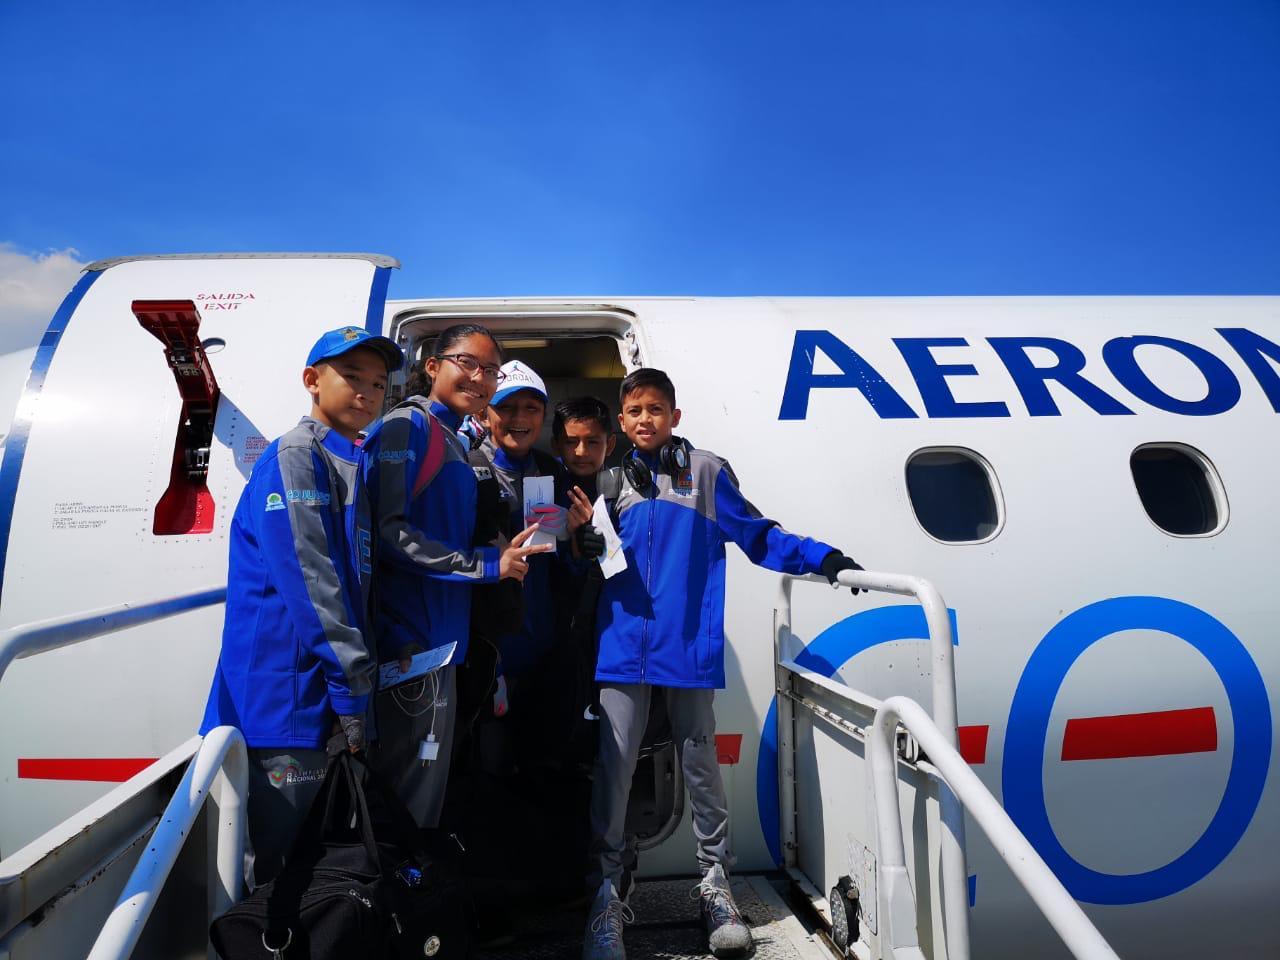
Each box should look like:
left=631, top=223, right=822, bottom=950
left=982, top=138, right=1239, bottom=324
left=778, top=327, right=1280, bottom=420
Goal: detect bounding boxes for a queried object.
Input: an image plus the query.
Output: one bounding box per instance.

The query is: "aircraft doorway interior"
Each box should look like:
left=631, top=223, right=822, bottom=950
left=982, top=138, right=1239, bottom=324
left=496, top=334, right=627, bottom=467
left=391, top=323, right=630, bottom=466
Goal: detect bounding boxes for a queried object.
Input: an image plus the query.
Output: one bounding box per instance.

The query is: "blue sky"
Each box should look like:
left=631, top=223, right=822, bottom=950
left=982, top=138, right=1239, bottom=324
left=1, top=0, right=1277, bottom=320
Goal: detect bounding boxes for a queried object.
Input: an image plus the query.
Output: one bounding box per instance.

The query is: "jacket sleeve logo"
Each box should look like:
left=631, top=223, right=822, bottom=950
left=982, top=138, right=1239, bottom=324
left=286, top=489, right=332, bottom=506
left=377, top=448, right=416, bottom=464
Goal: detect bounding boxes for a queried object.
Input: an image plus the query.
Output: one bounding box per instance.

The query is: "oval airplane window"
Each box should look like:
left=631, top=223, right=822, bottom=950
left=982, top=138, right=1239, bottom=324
left=905, top=447, right=1003, bottom=544
left=1130, top=443, right=1227, bottom=537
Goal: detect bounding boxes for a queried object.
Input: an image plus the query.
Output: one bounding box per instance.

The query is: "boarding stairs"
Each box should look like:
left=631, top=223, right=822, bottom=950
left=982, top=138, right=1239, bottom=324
left=0, top=571, right=1119, bottom=959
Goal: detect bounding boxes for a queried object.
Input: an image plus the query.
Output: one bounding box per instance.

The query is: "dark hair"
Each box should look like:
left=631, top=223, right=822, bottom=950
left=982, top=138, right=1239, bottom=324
left=553, top=396, right=612, bottom=438
left=619, top=368, right=676, bottom=409
left=431, top=323, right=503, bottom=360
left=404, top=362, right=431, bottom=398
left=406, top=323, right=504, bottom=398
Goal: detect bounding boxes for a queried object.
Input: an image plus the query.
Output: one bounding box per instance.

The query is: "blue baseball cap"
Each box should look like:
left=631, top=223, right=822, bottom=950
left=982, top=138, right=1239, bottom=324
left=306, top=326, right=404, bottom=372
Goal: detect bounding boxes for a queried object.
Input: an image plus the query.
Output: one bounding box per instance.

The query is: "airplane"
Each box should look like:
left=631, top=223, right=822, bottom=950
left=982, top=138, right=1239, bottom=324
left=0, top=251, right=1275, bottom=959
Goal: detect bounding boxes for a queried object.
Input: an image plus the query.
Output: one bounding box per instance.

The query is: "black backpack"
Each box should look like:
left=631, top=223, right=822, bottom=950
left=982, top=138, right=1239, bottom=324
left=210, top=752, right=472, bottom=959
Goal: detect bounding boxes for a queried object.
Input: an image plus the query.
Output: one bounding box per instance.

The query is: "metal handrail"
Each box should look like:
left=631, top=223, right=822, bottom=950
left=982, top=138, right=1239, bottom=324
left=86, top=726, right=248, bottom=960
left=774, top=569, right=970, bottom=960
left=871, top=696, right=1119, bottom=960
left=0, top=587, right=227, bottom=689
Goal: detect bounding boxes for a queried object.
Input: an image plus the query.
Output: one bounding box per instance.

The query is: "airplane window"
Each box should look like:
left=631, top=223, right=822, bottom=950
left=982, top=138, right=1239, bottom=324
left=905, top=447, right=1003, bottom=544
left=1130, top=444, right=1226, bottom=537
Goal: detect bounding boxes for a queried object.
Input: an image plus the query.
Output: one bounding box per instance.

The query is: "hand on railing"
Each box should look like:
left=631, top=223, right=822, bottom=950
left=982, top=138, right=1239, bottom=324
left=820, top=552, right=865, bottom=594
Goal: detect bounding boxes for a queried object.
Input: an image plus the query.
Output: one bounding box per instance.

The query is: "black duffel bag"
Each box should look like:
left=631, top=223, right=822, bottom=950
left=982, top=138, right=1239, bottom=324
left=211, top=751, right=471, bottom=959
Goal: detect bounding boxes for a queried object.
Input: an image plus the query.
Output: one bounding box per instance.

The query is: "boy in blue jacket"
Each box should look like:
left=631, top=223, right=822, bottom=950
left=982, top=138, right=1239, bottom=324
left=476, top=360, right=571, bottom=690
left=200, top=326, right=403, bottom=888
left=583, top=369, right=862, bottom=960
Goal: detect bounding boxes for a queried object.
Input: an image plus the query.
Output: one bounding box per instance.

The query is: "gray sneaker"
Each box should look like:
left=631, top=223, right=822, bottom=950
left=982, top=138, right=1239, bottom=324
left=582, top=879, right=634, bottom=960
left=695, top=864, right=752, bottom=958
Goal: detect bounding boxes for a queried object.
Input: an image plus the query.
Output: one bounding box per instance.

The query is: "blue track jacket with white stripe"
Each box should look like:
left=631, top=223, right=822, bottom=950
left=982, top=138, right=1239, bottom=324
left=360, top=398, right=500, bottom=664
left=596, top=444, right=835, bottom=689
left=200, top=418, right=374, bottom=749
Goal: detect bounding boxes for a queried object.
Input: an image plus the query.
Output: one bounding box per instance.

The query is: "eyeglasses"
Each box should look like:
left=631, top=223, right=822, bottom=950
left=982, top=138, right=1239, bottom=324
left=435, top=353, right=505, bottom=383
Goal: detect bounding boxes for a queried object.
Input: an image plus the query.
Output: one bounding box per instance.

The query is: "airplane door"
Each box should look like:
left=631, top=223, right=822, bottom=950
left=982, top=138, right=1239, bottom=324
left=0, top=253, right=397, bottom=856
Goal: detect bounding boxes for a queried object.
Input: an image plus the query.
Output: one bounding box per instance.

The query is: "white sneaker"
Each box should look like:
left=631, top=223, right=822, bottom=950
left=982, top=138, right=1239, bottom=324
left=695, top=864, right=752, bottom=958
left=582, top=879, right=634, bottom=960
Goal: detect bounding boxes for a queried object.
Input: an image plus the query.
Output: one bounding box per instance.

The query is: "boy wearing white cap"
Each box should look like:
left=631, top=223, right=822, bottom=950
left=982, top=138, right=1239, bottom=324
left=476, top=361, right=581, bottom=721
left=462, top=360, right=600, bottom=910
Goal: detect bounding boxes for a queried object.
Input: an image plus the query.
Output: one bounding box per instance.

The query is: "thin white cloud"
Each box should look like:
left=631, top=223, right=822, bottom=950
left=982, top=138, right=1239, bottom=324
left=0, top=243, right=89, bottom=354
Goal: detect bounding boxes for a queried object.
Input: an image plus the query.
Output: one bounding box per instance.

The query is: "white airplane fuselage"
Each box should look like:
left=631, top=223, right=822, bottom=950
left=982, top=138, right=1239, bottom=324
left=0, top=255, right=1275, bottom=959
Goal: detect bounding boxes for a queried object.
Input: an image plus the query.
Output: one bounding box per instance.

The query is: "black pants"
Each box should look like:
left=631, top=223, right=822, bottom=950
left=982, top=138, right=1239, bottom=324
left=244, top=747, right=329, bottom=889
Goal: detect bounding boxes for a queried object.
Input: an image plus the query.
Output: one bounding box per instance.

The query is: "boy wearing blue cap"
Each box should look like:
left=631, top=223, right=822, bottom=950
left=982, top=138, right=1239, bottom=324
left=200, top=325, right=403, bottom=888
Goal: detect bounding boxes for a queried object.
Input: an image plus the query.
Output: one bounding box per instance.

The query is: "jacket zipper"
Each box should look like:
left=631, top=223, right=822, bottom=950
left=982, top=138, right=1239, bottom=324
left=641, top=486, right=655, bottom=683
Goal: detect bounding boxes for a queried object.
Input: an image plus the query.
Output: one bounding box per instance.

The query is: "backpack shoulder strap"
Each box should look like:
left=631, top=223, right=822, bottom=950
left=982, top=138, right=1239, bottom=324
left=597, top=466, right=624, bottom=502
left=390, top=396, right=450, bottom=499
left=529, top=448, right=562, bottom=475
left=530, top=449, right=568, bottom=496
left=413, top=415, right=448, bottom=498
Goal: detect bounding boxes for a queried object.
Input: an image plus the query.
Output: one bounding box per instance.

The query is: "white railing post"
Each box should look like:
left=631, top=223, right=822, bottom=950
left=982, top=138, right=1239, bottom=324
left=209, top=755, right=249, bottom=927
left=87, top=726, right=247, bottom=960
left=773, top=576, right=799, bottom=869
left=895, top=574, right=970, bottom=960
left=869, top=700, right=925, bottom=958
left=779, top=569, right=970, bottom=960
left=832, top=569, right=971, bottom=960
left=871, top=697, right=1120, bottom=960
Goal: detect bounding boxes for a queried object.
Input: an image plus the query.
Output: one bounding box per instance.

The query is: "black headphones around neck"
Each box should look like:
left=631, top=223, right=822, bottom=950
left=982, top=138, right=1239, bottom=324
left=622, top=437, right=690, bottom=494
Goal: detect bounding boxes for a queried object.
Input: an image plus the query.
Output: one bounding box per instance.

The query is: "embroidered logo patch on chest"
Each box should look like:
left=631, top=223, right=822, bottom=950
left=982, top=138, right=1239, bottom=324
left=672, top=468, right=698, bottom=497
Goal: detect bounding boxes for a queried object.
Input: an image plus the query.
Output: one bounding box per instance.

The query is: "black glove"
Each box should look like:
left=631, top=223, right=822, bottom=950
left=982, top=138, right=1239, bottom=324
left=576, top=523, right=606, bottom=560
left=820, top=551, right=865, bottom=594
left=327, top=714, right=367, bottom=756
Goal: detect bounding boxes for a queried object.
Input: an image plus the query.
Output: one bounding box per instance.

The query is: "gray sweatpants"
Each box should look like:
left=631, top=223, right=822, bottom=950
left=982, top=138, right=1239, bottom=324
left=244, top=747, right=329, bottom=890
left=590, top=683, right=734, bottom=887
left=374, top=665, right=457, bottom=828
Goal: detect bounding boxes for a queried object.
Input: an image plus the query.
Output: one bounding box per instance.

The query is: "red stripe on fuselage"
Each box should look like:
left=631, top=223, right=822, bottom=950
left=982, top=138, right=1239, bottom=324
left=1061, top=707, right=1217, bottom=761
left=18, top=758, right=158, bottom=782
left=958, top=725, right=989, bottom=764
left=716, top=733, right=743, bottom=765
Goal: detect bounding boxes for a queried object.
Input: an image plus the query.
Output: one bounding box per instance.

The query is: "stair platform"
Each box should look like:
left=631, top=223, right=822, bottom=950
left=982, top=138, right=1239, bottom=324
left=478, top=873, right=835, bottom=960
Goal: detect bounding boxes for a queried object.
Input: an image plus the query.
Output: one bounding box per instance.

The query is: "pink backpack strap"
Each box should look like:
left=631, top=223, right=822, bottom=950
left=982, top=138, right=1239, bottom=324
left=412, top=407, right=448, bottom=498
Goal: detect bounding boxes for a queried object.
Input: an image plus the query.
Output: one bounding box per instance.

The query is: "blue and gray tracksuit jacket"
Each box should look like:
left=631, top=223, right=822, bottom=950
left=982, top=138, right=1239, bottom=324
left=596, top=443, right=835, bottom=689
left=200, top=418, right=373, bottom=749
left=360, top=398, right=499, bottom=665
left=479, top=442, right=572, bottom=677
